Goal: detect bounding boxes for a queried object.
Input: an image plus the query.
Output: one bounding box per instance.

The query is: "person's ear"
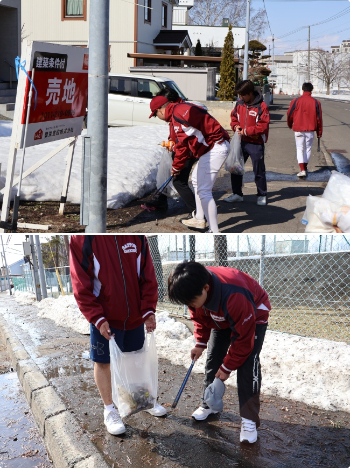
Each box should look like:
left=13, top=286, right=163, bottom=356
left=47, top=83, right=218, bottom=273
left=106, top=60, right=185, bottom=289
left=204, top=284, right=210, bottom=292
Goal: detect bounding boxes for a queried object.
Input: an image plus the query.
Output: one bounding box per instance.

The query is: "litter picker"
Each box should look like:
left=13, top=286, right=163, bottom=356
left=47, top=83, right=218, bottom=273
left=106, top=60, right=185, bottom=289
left=172, top=360, right=195, bottom=408
left=141, top=175, right=173, bottom=212
left=317, top=138, right=321, bottom=152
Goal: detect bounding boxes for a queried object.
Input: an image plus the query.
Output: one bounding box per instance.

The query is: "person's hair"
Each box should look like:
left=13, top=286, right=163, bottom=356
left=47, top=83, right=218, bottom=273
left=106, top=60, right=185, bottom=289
left=168, top=261, right=210, bottom=305
left=157, top=86, right=180, bottom=103
left=302, top=82, right=314, bottom=92
left=235, top=80, right=255, bottom=96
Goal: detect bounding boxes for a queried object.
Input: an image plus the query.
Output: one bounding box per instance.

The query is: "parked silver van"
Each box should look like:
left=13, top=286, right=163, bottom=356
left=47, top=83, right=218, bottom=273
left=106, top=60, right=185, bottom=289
left=108, top=74, right=187, bottom=126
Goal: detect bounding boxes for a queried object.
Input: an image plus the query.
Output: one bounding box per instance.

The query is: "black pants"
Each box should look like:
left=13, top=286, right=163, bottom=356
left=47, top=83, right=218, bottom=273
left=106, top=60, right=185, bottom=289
left=202, top=323, right=267, bottom=428
left=172, top=157, right=196, bottom=213
left=230, top=141, right=267, bottom=197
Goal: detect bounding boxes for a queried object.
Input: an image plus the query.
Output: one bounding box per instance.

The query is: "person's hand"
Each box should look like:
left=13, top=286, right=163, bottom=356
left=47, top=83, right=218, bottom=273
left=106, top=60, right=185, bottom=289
left=191, top=347, right=204, bottom=361
left=167, top=141, right=175, bottom=152
left=100, top=321, right=113, bottom=340
left=215, top=368, right=230, bottom=381
left=171, top=168, right=179, bottom=177
left=236, top=126, right=243, bottom=135
left=144, top=314, right=156, bottom=333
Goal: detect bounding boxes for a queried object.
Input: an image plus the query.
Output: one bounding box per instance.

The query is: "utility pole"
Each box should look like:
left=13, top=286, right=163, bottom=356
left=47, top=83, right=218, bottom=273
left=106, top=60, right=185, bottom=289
left=272, top=34, right=275, bottom=67
left=35, top=236, right=47, bottom=299
left=243, top=0, right=251, bottom=80
left=0, top=237, right=12, bottom=295
left=29, top=235, right=42, bottom=301
left=308, top=25, right=311, bottom=82
left=85, top=0, right=110, bottom=233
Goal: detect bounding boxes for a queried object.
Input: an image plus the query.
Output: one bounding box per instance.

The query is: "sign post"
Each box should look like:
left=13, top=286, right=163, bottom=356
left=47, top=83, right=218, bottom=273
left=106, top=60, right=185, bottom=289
left=0, top=40, right=88, bottom=233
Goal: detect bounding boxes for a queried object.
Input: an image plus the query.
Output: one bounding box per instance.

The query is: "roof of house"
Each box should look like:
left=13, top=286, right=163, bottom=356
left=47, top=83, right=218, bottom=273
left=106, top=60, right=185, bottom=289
left=153, top=30, right=192, bottom=47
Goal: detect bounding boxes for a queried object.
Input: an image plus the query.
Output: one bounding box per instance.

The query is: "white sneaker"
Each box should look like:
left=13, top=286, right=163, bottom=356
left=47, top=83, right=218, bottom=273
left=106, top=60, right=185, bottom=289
left=257, top=196, right=267, bottom=206
left=191, top=406, right=218, bottom=421
left=297, top=170, right=307, bottom=178
left=145, top=402, right=167, bottom=417
left=181, top=216, right=206, bottom=230
left=104, top=408, right=126, bottom=435
left=240, top=417, right=257, bottom=443
left=223, top=194, right=244, bottom=203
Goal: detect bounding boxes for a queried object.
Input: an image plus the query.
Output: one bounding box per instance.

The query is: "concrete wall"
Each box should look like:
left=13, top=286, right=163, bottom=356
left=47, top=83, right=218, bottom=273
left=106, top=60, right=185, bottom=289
left=129, top=66, right=217, bottom=101
left=0, top=1, right=21, bottom=82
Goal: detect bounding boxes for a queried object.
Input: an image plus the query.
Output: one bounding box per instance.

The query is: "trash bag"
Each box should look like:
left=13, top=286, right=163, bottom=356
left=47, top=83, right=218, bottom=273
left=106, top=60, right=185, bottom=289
left=322, top=171, right=350, bottom=206
left=156, top=149, right=177, bottom=198
left=302, top=196, right=339, bottom=233
left=110, top=332, right=158, bottom=419
left=225, top=132, right=245, bottom=175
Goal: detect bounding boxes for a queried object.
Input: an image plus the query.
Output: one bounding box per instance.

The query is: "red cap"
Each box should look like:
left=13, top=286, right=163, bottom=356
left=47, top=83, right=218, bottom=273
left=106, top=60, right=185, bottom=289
left=149, top=96, right=169, bottom=118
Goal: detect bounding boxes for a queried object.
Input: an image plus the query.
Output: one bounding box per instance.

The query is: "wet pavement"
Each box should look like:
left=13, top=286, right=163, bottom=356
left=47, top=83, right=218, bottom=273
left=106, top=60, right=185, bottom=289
left=0, top=334, right=52, bottom=468
left=1, top=295, right=350, bottom=468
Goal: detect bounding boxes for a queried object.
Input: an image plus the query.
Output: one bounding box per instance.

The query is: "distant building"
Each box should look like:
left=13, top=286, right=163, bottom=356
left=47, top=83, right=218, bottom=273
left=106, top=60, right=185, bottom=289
left=331, top=40, right=350, bottom=54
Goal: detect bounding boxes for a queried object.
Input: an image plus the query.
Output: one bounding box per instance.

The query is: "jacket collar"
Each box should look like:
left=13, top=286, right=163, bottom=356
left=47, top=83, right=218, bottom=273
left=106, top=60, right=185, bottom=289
left=303, top=91, right=312, bottom=96
left=204, top=271, right=221, bottom=313
left=164, top=102, right=176, bottom=122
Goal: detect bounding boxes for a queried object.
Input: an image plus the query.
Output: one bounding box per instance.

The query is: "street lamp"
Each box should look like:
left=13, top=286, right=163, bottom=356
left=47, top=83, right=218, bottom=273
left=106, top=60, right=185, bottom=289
left=243, top=0, right=251, bottom=80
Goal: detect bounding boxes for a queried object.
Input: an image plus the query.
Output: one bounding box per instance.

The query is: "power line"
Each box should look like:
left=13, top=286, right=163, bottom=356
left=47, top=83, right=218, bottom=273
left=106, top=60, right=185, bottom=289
left=262, top=0, right=273, bottom=36
left=276, top=5, right=350, bottom=39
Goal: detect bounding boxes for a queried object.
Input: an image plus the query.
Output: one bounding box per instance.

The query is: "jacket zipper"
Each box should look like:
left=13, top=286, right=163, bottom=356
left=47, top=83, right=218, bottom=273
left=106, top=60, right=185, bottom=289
left=115, top=236, right=130, bottom=331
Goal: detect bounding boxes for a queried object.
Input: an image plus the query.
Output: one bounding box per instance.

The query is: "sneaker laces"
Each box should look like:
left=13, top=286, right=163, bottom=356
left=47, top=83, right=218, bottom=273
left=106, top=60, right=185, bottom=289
left=242, top=418, right=256, bottom=432
left=106, top=409, right=122, bottom=424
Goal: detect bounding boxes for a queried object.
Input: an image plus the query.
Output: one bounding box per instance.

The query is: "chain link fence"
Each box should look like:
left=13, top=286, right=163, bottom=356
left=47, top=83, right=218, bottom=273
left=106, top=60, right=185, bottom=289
left=12, top=265, right=72, bottom=298
left=148, top=234, right=350, bottom=344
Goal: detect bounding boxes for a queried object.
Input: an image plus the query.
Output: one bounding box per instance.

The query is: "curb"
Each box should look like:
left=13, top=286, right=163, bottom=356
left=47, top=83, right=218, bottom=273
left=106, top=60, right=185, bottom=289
left=0, top=312, right=109, bottom=468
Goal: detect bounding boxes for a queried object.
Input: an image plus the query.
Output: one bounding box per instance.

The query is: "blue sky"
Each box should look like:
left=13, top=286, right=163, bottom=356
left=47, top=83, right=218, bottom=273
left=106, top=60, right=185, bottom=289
left=254, top=0, right=350, bottom=54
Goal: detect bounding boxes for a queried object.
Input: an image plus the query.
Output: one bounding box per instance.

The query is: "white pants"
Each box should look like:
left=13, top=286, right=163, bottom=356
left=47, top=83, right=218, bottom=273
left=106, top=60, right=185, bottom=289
left=294, top=131, right=314, bottom=164
left=191, top=140, right=229, bottom=233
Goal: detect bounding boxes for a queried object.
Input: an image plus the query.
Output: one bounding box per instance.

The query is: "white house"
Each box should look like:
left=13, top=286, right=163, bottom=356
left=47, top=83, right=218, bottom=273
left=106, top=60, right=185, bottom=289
left=11, top=0, right=179, bottom=75
left=331, top=40, right=350, bottom=54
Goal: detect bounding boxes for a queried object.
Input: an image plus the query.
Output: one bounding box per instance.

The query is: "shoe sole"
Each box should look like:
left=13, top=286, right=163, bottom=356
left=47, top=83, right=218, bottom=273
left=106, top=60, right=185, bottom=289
left=240, top=437, right=257, bottom=444
left=107, top=427, right=126, bottom=435
left=181, top=221, right=206, bottom=231
left=192, top=412, right=218, bottom=421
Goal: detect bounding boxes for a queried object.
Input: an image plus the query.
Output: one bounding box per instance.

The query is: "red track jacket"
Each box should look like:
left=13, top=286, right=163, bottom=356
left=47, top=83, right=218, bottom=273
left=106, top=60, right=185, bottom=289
left=165, top=102, right=230, bottom=173
left=189, top=267, right=270, bottom=373
left=287, top=91, right=323, bottom=137
left=230, top=92, right=270, bottom=144
left=70, top=235, right=158, bottom=331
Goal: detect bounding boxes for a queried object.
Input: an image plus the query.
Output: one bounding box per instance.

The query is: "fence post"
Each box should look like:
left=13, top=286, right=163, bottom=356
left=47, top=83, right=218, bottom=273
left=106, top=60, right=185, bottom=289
left=35, top=236, right=48, bottom=299
left=189, top=235, right=195, bottom=261
left=29, top=236, right=42, bottom=301
left=259, top=235, right=266, bottom=288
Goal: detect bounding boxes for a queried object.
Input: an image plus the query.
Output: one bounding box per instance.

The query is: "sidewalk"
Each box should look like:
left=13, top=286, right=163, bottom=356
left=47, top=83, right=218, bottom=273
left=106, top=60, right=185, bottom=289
left=1, top=293, right=349, bottom=468
left=115, top=96, right=333, bottom=233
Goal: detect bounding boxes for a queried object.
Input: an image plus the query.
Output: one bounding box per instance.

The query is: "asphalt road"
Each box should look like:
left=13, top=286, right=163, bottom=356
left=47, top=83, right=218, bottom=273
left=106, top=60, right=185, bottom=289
left=116, top=95, right=350, bottom=234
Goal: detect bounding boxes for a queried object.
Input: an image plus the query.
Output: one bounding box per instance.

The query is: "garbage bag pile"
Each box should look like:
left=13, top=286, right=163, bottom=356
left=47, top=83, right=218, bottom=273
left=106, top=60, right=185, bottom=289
left=302, top=171, right=350, bottom=233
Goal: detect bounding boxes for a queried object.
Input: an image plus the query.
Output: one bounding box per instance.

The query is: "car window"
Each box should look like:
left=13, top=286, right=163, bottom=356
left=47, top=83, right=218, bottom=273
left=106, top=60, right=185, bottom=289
left=136, top=79, right=160, bottom=99
left=110, top=77, right=132, bottom=96
left=162, top=81, right=187, bottom=100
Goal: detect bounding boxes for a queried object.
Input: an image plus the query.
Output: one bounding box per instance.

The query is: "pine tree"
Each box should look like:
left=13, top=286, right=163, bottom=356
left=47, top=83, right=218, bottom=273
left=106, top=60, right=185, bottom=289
left=217, top=25, right=235, bottom=101
left=195, top=39, right=203, bottom=56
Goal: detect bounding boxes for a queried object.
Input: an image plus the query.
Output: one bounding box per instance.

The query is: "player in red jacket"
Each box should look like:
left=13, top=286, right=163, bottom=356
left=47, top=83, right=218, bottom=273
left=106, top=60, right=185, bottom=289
left=150, top=95, right=230, bottom=233
left=70, top=235, right=166, bottom=436
left=287, top=82, right=323, bottom=178
left=168, top=261, right=271, bottom=444
left=144, top=88, right=196, bottom=217
left=225, top=80, right=270, bottom=206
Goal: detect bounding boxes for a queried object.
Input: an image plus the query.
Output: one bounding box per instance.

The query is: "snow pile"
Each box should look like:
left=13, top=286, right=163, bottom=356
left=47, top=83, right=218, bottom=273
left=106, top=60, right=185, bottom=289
left=36, top=295, right=90, bottom=335
left=9, top=293, right=350, bottom=413
left=0, top=122, right=168, bottom=209
left=11, top=290, right=36, bottom=305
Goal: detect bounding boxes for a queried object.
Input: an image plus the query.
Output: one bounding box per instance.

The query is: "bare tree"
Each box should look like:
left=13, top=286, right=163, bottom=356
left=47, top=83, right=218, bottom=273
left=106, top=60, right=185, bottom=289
left=311, top=49, right=349, bottom=95
left=189, top=0, right=267, bottom=39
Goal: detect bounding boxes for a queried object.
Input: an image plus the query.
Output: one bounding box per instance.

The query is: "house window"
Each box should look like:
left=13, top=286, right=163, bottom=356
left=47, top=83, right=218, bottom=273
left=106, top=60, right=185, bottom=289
left=62, top=0, right=87, bottom=21
left=162, top=3, right=167, bottom=28
left=144, top=0, right=151, bottom=23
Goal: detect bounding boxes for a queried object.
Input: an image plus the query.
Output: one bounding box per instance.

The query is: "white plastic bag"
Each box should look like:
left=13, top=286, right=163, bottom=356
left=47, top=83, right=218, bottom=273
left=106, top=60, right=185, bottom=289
left=322, top=171, right=350, bottom=206
left=302, top=196, right=338, bottom=232
left=156, top=149, right=177, bottom=198
left=110, top=332, right=158, bottom=419
left=225, top=132, right=245, bottom=175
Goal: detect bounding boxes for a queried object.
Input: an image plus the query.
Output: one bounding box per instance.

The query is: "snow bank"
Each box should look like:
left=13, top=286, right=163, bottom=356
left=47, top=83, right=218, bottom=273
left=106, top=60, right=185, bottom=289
left=0, top=122, right=169, bottom=209
left=11, top=292, right=350, bottom=413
